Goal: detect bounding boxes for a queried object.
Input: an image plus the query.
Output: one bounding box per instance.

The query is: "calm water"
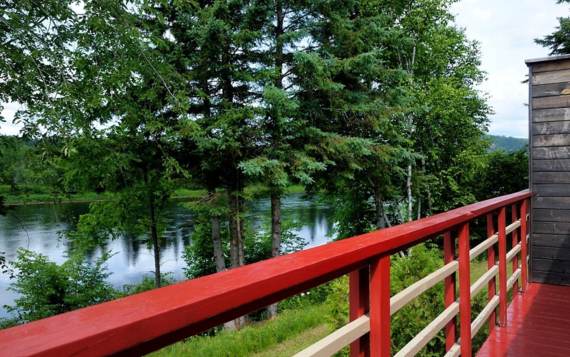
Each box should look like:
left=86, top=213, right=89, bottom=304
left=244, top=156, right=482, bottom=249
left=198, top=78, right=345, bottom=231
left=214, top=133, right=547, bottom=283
left=0, top=193, right=335, bottom=317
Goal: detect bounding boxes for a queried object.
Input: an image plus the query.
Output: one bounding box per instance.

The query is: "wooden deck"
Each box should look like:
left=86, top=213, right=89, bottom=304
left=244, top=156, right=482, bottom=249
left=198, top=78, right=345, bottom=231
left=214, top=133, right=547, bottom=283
left=477, top=283, right=570, bottom=356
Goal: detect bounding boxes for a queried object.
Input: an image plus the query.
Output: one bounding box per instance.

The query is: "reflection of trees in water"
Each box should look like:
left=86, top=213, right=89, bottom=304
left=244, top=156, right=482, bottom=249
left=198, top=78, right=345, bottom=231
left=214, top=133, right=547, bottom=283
left=246, top=193, right=335, bottom=243
left=0, top=196, right=333, bottom=271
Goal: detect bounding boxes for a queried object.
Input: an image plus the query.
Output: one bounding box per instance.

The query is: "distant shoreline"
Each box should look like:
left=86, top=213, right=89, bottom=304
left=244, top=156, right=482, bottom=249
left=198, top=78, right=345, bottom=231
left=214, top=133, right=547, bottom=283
left=2, top=185, right=306, bottom=208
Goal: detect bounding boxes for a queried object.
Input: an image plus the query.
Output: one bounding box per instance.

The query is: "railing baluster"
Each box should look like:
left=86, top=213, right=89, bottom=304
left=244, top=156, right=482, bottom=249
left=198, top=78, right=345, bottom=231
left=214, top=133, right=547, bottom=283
left=443, top=231, right=456, bottom=351
left=350, top=267, right=370, bottom=357
left=498, top=207, right=508, bottom=327
left=511, top=204, right=519, bottom=292
left=458, top=222, right=472, bottom=357
left=370, top=255, right=391, bottom=357
left=520, top=199, right=528, bottom=292
left=486, top=213, right=496, bottom=333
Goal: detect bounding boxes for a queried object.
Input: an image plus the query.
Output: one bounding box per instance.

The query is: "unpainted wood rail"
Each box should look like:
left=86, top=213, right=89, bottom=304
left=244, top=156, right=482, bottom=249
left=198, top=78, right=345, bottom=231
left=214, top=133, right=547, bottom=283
left=0, top=190, right=532, bottom=357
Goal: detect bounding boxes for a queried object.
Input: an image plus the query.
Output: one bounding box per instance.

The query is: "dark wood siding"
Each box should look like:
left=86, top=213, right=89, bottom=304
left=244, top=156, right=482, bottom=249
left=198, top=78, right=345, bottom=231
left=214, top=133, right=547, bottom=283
left=529, top=57, right=570, bottom=285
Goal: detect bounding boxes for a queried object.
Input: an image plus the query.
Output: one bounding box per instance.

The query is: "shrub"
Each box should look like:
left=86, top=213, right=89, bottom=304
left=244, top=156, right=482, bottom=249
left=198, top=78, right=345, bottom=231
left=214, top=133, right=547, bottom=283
left=4, top=249, right=115, bottom=324
left=325, top=243, right=487, bottom=356
left=119, top=274, right=175, bottom=296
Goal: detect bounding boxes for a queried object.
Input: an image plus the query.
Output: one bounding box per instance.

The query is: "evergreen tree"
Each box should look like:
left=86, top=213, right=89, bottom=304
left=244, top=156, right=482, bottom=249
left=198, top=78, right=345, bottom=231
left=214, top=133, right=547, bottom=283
left=536, top=0, right=570, bottom=55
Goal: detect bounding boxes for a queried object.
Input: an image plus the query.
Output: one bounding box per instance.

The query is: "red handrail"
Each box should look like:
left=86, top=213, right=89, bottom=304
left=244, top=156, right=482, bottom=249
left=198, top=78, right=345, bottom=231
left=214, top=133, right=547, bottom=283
left=0, top=190, right=532, bottom=356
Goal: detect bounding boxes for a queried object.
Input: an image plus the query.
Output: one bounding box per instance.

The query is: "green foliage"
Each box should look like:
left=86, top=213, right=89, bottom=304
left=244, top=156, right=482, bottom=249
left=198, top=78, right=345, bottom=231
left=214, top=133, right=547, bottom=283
left=183, top=220, right=227, bottom=279
left=326, top=244, right=487, bottom=355
left=4, top=249, right=115, bottom=324
left=184, top=215, right=306, bottom=279
left=119, top=274, right=175, bottom=297
left=536, top=0, right=570, bottom=54
left=476, top=148, right=529, bottom=200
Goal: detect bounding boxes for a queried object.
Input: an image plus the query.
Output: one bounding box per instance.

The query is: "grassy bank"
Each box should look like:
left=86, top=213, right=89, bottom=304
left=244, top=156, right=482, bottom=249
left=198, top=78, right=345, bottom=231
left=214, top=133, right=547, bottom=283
left=1, top=184, right=306, bottom=206
left=151, top=304, right=331, bottom=357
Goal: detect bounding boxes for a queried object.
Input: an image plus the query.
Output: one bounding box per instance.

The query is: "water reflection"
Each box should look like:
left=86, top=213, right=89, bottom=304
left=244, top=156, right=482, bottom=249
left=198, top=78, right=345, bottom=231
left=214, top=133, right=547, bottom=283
left=0, top=193, right=335, bottom=317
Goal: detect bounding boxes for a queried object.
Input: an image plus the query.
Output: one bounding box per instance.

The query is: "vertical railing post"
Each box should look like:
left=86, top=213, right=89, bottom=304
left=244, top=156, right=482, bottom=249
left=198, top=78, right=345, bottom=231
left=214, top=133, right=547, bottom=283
left=370, top=255, right=390, bottom=357
left=486, top=213, right=496, bottom=333
left=443, top=231, right=456, bottom=351
left=520, top=199, right=529, bottom=292
left=350, top=267, right=370, bottom=357
left=458, top=222, right=472, bottom=357
left=498, top=207, right=508, bottom=327
left=511, top=203, right=519, bottom=292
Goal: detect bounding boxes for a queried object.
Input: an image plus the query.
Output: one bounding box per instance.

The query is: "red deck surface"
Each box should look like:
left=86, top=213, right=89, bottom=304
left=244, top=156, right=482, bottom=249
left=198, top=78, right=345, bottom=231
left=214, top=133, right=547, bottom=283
left=477, top=283, right=570, bottom=356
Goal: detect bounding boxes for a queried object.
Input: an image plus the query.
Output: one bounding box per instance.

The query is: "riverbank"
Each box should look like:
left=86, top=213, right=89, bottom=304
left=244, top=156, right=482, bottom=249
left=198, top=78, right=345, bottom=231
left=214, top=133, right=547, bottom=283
left=0, top=184, right=306, bottom=207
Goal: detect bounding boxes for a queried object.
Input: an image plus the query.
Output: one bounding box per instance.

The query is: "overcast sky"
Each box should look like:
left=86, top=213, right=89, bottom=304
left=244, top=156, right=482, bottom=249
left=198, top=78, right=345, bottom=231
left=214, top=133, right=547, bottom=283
left=451, top=0, right=566, bottom=138
left=0, top=0, right=567, bottom=137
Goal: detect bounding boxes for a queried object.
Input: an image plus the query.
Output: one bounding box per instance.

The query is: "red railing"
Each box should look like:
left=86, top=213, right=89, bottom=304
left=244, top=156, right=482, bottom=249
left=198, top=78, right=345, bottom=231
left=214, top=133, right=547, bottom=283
left=0, top=190, right=532, bottom=357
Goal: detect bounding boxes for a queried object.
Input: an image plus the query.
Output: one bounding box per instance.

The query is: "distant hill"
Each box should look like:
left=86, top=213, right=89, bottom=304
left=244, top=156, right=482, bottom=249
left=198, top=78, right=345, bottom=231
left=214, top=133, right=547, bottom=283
left=487, top=135, right=528, bottom=152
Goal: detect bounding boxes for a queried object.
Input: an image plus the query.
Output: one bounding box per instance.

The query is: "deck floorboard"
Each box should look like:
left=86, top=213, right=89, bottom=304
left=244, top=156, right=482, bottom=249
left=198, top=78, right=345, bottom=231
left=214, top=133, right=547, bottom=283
left=477, top=283, right=570, bottom=356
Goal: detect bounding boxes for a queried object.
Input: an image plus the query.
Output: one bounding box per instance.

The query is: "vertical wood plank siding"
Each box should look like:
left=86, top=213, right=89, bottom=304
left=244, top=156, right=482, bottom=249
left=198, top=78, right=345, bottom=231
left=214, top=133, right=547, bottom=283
left=528, top=56, right=570, bottom=285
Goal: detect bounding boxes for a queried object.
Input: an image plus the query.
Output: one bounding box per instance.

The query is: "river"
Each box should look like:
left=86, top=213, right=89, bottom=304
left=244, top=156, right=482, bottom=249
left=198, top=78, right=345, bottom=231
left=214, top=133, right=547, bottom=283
left=0, top=193, right=335, bottom=318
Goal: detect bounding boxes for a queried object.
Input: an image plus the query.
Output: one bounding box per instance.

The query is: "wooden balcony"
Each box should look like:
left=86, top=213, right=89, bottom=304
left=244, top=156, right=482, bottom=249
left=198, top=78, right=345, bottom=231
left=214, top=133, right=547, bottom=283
left=477, top=283, right=570, bottom=356
left=3, top=189, right=565, bottom=357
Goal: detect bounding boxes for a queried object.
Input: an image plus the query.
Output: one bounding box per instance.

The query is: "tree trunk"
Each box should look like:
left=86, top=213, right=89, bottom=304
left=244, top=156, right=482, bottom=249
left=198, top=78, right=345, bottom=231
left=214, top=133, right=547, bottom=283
left=229, top=190, right=242, bottom=269
left=149, top=192, right=161, bottom=288
left=267, top=1, right=285, bottom=319
left=267, top=192, right=282, bottom=318
left=373, top=186, right=385, bottom=229
left=407, top=163, right=413, bottom=222
left=211, top=214, right=225, bottom=273
left=271, top=193, right=282, bottom=257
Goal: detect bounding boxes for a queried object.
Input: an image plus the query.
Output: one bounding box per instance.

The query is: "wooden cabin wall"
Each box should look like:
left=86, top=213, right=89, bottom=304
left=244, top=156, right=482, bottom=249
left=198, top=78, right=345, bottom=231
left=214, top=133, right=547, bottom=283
left=529, top=58, right=570, bottom=285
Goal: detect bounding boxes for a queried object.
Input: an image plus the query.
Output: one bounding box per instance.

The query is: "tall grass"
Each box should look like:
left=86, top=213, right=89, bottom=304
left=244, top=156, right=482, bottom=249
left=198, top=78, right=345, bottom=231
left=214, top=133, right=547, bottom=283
left=151, top=304, right=329, bottom=357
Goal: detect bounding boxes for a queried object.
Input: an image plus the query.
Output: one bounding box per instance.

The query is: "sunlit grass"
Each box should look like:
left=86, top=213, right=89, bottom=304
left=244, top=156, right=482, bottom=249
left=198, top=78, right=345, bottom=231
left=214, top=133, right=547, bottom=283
left=150, top=304, right=330, bottom=357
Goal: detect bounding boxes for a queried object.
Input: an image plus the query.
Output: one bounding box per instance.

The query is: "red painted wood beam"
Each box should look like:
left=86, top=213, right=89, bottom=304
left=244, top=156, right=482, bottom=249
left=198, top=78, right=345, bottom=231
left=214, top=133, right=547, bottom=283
left=458, top=223, right=472, bottom=357
left=369, top=255, right=390, bottom=357
left=520, top=199, right=528, bottom=292
left=350, top=267, right=370, bottom=357
left=498, top=207, right=508, bottom=327
left=0, top=190, right=532, bottom=356
left=443, top=231, right=456, bottom=351
left=511, top=203, right=519, bottom=292
left=486, top=213, right=497, bottom=333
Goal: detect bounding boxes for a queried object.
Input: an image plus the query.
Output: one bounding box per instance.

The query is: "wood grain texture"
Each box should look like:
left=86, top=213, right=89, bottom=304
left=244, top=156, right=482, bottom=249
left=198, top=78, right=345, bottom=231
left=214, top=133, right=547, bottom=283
left=533, top=121, right=570, bottom=135
left=533, top=221, right=570, bottom=234
left=533, top=134, right=570, bottom=147
left=532, top=184, right=570, bottom=196
left=533, top=159, right=570, bottom=171
left=531, top=270, right=570, bottom=285
left=533, top=147, right=570, bottom=159
left=533, top=82, right=570, bottom=97
left=532, top=69, right=570, bottom=85
left=533, top=207, right=570, bottom=220
left=533, top=171, right=570, bottom=183
left=533, top=108, right=570, bottom=122
left=532, top=258, right=570, bottom=274
left=533, top=95, right=570, bottom=110
left=477, top=284, right=570, bottom=356
left=532, top=233, right=570, bottom=248
left=533, top=196, right=570, bottom=209
left=532, top=60, right=570, bottom=73
left=532, top=245, right=570, bottom=260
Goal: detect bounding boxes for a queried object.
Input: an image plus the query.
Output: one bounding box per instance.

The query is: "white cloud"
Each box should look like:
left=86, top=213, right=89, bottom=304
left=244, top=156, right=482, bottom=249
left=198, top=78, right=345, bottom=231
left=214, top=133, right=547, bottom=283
left=452, top=0, right=568, bottom=138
